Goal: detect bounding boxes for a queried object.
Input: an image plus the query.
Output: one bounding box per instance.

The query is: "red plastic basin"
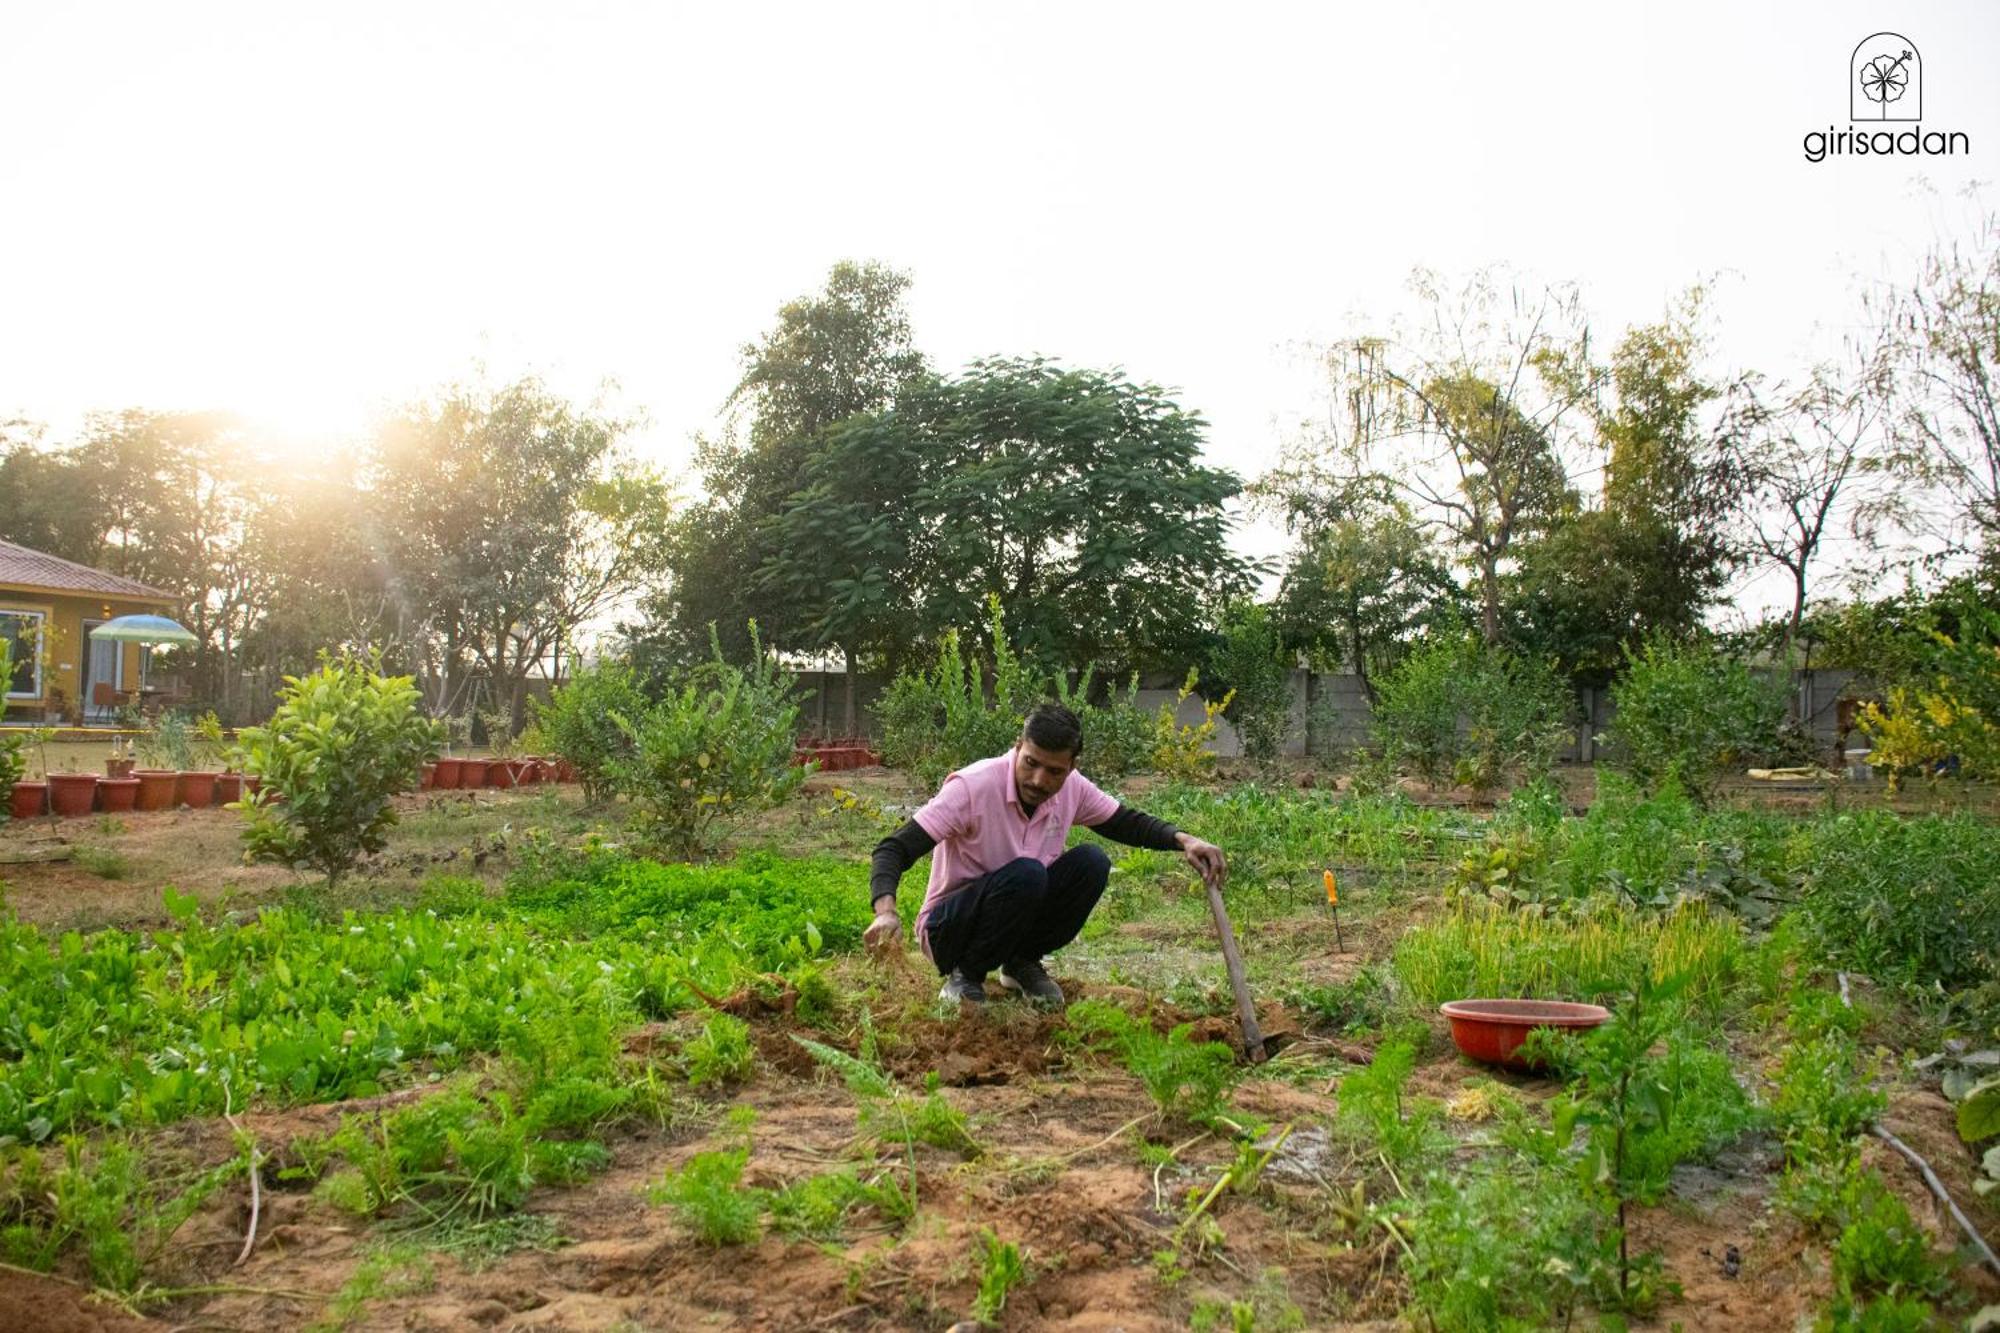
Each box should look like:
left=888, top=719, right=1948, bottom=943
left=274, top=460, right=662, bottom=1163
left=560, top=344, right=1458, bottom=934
left=1440, top=999, right=1610, bottom=1071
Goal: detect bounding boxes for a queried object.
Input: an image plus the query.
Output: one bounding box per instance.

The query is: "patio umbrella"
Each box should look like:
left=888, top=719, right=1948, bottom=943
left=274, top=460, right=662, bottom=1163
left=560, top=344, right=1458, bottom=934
left=88, top=614, right=199, bottom=646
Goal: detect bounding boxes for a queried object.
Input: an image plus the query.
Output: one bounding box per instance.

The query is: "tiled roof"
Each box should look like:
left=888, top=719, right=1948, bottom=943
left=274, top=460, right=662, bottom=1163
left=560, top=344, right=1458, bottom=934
left=0, top=539, right=173, bottom=601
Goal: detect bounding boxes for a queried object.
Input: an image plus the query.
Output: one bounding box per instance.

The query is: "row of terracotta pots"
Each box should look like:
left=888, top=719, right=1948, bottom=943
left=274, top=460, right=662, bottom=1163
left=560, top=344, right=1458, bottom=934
left=793, top=745, right=881, bottom=772
left=9, top=756, right=585, bottom=823
left=8, top=770, right=263, bottom=820
left=422, top=756, right=579, bottom=792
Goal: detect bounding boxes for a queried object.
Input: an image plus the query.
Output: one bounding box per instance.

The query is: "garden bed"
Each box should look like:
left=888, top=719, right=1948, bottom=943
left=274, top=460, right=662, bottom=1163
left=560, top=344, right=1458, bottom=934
left=0, top=775, right=1996, bottom=1329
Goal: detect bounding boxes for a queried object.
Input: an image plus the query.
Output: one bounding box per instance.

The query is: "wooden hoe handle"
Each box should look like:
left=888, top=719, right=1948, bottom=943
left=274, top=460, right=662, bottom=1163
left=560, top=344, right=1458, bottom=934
left=1203, top=877, right=1267, bottom=1063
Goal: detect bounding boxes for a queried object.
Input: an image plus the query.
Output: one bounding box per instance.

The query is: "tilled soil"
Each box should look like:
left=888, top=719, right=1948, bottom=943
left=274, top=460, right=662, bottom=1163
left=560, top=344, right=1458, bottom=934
left=36, top=980, right=1996, bottom=1333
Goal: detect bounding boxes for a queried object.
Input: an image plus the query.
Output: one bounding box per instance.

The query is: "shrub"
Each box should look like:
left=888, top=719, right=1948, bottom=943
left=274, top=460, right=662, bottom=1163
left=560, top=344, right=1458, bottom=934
left=237, top=653, right=444, bottom=887
left=1371, top=637, right=1571, bottom=790
left=1053, top=668, right=1154, bottom=781
left=876, top=596, right=1043, bottom=788
left=532, top=658, right=648, bottom=802
left=1796, top=812, right=2000, bottom=992
left=1604, top=636, right=1786, bottom=803
left=1151, top=669, right=1231, bottom=781
left=1549, top=975, right=1759, bottom=1311
left=609, top=624, right=807, bottom=859
left=1207, top=601, right=1293, bottom=768
left=1856, top=602, right=2000, bottom=788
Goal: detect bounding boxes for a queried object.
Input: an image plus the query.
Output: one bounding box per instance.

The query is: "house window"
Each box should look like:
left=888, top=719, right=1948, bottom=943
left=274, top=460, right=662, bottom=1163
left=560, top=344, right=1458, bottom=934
left=2, top=610, right=45, bottom=700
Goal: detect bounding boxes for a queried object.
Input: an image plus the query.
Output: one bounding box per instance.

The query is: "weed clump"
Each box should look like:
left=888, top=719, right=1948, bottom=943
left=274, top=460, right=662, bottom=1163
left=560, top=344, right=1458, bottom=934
left=1067, top=999, right=1240, bottom=1126
left=649, top=1145, right=763, bottom=1245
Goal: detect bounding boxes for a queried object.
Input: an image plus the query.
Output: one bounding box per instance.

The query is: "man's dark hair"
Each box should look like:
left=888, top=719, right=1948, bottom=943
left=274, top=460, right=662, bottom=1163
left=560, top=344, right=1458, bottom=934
left=1022, top=702, right=1083, bottom=759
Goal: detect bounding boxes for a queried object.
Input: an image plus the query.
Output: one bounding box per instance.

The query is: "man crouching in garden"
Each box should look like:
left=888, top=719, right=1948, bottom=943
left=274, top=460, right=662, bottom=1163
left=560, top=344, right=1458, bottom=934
left=862, top=703, right=1228, bottom=1006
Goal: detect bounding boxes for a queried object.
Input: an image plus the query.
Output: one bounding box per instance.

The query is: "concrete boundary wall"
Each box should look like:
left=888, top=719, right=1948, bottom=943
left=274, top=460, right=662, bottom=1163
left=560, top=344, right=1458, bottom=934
left=791, top=667, right=1863, bottom=762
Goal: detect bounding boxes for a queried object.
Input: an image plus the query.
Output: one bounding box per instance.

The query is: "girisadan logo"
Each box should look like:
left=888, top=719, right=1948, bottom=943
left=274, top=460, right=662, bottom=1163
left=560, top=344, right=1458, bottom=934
left=1803, top=33, right=1971, bottom=163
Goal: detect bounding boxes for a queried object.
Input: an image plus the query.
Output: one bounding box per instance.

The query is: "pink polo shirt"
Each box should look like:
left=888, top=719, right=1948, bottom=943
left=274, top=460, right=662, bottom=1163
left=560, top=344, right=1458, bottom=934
left=911, top=746, right=1120, bottom=959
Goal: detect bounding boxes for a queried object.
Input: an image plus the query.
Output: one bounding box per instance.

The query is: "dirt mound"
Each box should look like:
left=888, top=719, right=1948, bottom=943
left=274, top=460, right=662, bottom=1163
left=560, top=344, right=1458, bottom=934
left=0, top=1272, right=159, bottom=1332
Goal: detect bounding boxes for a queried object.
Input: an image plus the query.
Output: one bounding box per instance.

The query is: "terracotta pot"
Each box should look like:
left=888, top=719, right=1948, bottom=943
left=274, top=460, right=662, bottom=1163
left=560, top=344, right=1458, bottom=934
left=215, top=773, right=245, bottom=804
left=97, top=777, right=140, bottom=813
left=517, top=757, right=541, bottom=785
left=105, top=757, right=136, bottom=780
left=487, top=759, right=517, bottom=789
left=134, top=770, right=179, bottom=812
left=537, top=759, right=559, bottom=783
left=433, top=758, right=464, bottom=789
left=177, top=771, right=218, bottom=809
left=1439, top=999, right=1610, bottom=1071
left=9, top=781, right=47, bottom=820
left=458, top=759, right=489, bottom=788
left=557, top=759, right=578, bottom=783
left=420, top=762, right=436, bottom=791
left=48, top=773, right=99, bottom=818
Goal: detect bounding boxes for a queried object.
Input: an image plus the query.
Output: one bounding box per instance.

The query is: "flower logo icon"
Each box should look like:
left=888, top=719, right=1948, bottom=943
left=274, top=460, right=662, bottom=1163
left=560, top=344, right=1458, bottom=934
left=1858, top=51, right=1911, bottom=107
left=1850, top=33, right=1922, bottom=122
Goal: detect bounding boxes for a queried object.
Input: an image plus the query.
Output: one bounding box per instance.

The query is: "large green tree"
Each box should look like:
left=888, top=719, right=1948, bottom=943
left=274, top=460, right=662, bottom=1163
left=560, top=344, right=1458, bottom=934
left=652, top=260, right=929, bottom=674
left=788, top=357, right=1252, bottom=679
left=0, top=426, right=105, bottom=563
left=1508, top=295, right=1748, bottom=674
left=370, top=377, right=673, bottom=728
left=1271, top=494, right=1461, bottom=703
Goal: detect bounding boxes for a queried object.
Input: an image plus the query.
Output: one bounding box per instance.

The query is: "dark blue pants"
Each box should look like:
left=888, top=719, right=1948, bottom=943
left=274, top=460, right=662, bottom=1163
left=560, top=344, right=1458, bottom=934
left=924, top=845, right=1111, bottom=978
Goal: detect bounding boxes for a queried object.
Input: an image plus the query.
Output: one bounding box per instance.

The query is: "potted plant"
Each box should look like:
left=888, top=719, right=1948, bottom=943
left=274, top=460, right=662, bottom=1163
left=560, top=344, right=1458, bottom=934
left=480, top=707, right=524, bottom=788
left=215, top=735, right=249, bottom=805
left=5, top=722, right=48, bottom=820
left=518, top=721, right=555, bottom=784
left=98, top=767, right=140, bottom=812
left=431, top=713, right=470, bottom=790
left=105, top=734, right=137, bottom=780
left=46, top=758, right=99, bottom=818
left=175, top=712, right=225, bottom=808
left=133, top=718, right=181, bottom=812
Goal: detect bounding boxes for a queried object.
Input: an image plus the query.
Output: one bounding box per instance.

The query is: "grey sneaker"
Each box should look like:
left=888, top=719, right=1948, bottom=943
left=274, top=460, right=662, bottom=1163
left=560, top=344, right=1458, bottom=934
left=996, top=957, right=1064, bottom=1006
left=938, top=969, right=988, bottom=1004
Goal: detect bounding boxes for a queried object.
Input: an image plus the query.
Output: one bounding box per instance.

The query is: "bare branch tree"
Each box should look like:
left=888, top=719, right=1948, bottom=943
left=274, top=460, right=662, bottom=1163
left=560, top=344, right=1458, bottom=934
left=1741, top=333, right=1893, bottom=643
left=1872, top=195, right=2000, bottom=563
left=1317, top=268, right=1599, bottom=643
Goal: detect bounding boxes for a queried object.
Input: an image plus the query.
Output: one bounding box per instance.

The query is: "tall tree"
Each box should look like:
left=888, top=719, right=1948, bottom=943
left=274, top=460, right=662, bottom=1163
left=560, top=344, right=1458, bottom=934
left=657, top=260, right=929, bottom=670
left=1508, top=294, right=1748, bottom=673
left=1741, top=340, right=1890, bottom=643
left=1252, top=467, right=1460, bottom=705
left=1875, top=200, right=2000, bottom=564
left=1319, top=270, right=1595, bottom=644
left=778, top=357, right=1251, bottom=681
left=754, top=408, right=927, bottom=729
left=0, top=426, right=105, bottom=563
left=370, top=377, right=670, bottom=728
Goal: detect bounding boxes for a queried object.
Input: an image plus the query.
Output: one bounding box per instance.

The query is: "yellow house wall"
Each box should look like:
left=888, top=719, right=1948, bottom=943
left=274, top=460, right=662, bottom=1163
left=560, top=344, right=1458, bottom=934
left=0, top=587, right=169, bottom=721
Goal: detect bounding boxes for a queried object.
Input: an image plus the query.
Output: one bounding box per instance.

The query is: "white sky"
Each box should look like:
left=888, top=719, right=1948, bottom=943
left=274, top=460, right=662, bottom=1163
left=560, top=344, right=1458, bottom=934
left=3, top=1, right=1997, bottom=622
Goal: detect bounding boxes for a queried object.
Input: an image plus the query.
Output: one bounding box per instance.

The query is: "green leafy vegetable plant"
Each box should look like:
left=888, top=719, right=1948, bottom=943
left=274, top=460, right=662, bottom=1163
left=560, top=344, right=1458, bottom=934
left=970, top=1226, right=1027, bottom=1325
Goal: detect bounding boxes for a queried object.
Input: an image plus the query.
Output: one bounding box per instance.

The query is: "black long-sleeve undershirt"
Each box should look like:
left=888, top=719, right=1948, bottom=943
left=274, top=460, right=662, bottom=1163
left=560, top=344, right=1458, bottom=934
left=868, top=804, right=1182, bottom=910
